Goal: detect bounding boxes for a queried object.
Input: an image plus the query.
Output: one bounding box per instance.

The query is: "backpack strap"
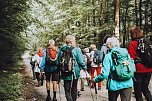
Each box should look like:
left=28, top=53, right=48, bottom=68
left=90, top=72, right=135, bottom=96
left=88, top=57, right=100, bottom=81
left=111, top=51, right=118, bottom=66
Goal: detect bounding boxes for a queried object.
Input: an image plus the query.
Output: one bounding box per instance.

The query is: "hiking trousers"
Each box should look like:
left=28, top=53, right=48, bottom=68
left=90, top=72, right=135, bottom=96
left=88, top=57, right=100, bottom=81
left=91, top=67, right=102, bottom=88
left=108, top=87, right=132, bottom=101
left=134, top=72, right=152, bottom=101
left=64, top=79, right=78, bottom=101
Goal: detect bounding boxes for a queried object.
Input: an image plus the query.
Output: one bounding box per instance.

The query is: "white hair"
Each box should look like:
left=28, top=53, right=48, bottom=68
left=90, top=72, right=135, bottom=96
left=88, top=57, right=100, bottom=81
left=49, top=39, right=55, bottom=46
left=90, top=44, right=96, bottom=50
left=66, top=35, right=75, bottom=44
left=84, top=48, right=90, bottom=53
left=106, top=37, right=120, bottom=48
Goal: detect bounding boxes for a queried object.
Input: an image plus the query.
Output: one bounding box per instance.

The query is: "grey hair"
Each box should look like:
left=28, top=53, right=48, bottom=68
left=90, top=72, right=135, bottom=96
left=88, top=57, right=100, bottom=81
left=49, top=39, right=55, bottom=46
left=106, top=37, right=120, bottom=48
left=66, top=35, right=75, bottom=44
left=90, top=44, right=96, bottom=50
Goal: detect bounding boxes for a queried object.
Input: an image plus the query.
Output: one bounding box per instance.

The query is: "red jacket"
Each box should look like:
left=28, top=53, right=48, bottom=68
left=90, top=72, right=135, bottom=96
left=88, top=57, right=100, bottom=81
left=128, top=40, right=152, bottom=73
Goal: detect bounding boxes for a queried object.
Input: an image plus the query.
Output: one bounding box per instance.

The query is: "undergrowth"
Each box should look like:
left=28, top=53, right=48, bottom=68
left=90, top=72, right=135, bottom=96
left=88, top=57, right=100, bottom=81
left=0, top=61, right=23, bottom=101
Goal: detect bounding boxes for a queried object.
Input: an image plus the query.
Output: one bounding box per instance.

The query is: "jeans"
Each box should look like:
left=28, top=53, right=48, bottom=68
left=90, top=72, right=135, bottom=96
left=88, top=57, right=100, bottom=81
left=108, top=87, right=132, bottom=101
left=64, top=79, right=78, bottom=101
left=134, top=72, right=152, bottom=101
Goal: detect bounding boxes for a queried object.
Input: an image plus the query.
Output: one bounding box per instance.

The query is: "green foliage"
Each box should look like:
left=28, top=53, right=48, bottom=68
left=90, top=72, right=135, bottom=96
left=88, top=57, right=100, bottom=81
left=0, top=0, right=30, bottom=66
left=0, top=64, right=23, bottom=101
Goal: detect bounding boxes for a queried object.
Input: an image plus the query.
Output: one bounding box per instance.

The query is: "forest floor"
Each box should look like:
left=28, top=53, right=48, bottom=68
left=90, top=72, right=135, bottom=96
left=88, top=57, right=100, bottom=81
left=20, top=51, right=151, bottom=101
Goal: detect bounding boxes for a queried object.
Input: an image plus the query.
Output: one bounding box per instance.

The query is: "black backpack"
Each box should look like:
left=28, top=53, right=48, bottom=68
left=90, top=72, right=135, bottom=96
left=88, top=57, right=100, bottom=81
left=60, top=47, right=75, bottom=73
left=93, top=50, right=102, bottom=65
left=136, top=38, right=152, bottom=68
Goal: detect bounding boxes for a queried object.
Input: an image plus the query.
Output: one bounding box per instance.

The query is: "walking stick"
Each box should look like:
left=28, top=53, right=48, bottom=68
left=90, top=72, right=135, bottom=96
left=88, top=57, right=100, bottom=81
left=94, top=82, right=97, bottom=94
left=94, top=81, right=98, bottom=101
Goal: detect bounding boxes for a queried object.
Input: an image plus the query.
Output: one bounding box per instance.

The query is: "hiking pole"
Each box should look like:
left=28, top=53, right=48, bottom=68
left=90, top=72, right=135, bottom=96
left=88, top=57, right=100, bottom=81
left=94, top=82, right=98, bottom=101
left=58, top=67, right=61, bottom=101
left=58, top=82, right=61, bottom=101
left=94, top=82, right=97, bottom=94
left=84, top=71, right=94, bottom=101
left=89, top=81, right=95, bottom=101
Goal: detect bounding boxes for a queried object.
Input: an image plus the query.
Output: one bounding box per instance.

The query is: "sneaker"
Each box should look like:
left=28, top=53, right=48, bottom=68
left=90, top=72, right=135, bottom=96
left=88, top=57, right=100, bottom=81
left=53, top=97, right=57, bottom=101
left=46, top=96, right=51, bottom=101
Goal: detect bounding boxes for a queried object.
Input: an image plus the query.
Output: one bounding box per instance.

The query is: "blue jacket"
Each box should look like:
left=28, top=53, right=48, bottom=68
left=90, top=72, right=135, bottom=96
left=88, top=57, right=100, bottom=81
left=58, top=45, right=87, bottom=80
left=40, top=49, right=59, bottom=73
left=94, top=47, right=133, bottom=91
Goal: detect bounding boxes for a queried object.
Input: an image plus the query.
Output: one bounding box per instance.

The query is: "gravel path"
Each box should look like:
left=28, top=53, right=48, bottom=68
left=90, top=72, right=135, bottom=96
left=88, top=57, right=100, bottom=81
left=22, top=51, right=151, bottom=101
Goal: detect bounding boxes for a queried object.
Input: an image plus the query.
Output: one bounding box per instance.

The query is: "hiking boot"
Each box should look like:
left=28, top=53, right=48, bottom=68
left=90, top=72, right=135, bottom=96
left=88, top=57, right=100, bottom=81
left=98, top=87, right=101, bottom=90
left=77, top=91, right=81, bottom=97
left=81, top=88, right=84, bottom=91
left=91, top=86, right=94, bottom=88
left=46, top=96, right=51, bottom=101
left=41, top=81, right=43, bottom=86
left=37, top=81, right=41, bottom=87
left=53, top=97, right=57, bottom=101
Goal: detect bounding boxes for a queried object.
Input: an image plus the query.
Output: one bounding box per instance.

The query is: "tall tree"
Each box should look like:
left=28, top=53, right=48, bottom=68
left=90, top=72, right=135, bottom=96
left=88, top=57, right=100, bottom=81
left=115, top=0, right=120, bottom=40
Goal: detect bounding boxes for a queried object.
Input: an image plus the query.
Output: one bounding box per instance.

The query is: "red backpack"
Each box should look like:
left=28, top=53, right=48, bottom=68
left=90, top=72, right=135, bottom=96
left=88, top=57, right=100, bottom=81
left=46, top=47, right=58, bottom=65
left=38, top=49, right=43, bottom=57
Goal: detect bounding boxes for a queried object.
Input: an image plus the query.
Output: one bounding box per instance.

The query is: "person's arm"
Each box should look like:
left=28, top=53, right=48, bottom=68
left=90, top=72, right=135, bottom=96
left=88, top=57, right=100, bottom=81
left=128, top=42, right=136, bottom=59
left=76, top=48, right=87, bottom=70
left=94, top=54, right=111, bottom=83
left=40, top=49, right=46, bottom=72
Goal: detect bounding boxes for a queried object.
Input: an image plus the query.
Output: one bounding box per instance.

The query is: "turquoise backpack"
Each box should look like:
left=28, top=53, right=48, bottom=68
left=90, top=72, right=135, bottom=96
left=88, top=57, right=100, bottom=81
left=111, top=48, right=136, bottom=81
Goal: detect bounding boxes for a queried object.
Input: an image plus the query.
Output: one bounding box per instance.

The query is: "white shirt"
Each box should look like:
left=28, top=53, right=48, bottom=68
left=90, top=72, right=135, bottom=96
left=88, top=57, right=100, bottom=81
left=32, top=54, right=42, bottom=73
left=90, top=50, right=99, bottom=67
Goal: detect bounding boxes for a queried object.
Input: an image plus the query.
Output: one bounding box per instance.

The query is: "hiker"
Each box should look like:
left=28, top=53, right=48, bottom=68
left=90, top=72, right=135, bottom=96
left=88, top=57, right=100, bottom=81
left=94, top=37, right=135, bottom=101
left=40, top=39, right=59, bottom=101
left=33, top=49, right=44, bottom=87
left=77, top=48, right=91, bottom=97
left=90, top=44, right=102, bottom=90
left=100, top=35, right=110, bottom=63
left=30, top=53, right=36, bottom=80
left=58, top=35, right=86, bottom=101
left=83, top=48, right=91, bottom=77
left=128, top=27, right=152, bottom=101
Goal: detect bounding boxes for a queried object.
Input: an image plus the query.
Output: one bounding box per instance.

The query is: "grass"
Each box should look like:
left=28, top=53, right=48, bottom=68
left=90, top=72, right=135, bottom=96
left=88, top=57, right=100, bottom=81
left=0, top=61, right=24, bottom=101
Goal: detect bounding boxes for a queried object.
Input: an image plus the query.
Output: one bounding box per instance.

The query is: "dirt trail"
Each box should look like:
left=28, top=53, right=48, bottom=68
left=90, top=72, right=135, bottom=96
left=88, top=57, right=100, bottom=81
left=21, top=51, right=151, bottom=101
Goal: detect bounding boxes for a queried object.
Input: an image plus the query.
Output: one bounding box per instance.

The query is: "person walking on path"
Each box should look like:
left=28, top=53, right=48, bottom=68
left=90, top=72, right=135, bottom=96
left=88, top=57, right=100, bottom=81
left=30, top=53, right=36, bottom=80
left=33, top=49, right=44, bottom=87
left=128, top=27, right=152, bottom=101
left=90, top=44, right=102, bottom=90
left=94, top=37, right=135, bottom=101
left=58, top=35, right=86, bottom=101
left=40, top=39, right=59, bottom=101
left=100, top=35, right=110, bottom=63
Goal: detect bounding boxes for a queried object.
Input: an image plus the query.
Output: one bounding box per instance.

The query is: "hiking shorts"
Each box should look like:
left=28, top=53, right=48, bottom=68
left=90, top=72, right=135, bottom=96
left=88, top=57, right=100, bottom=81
left=45, top=72, right=59, bottom=81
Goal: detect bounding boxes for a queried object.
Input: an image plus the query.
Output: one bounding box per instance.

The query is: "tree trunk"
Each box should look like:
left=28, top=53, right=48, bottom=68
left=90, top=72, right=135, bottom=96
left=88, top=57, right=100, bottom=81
left=114, top=0, right=120, bottom=40
left=69, top=0, right=72, bottom=7
left=144, top=0, right=148, bottom=33
left=135, top=0, right=138, bottom=26
left=92, top=0, right=96, bottom=26
left=99, top=0, right=104, bottom=26
left=139, top=0, right=142, bottom=28
left=123, top=0, right=129, bottom=48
